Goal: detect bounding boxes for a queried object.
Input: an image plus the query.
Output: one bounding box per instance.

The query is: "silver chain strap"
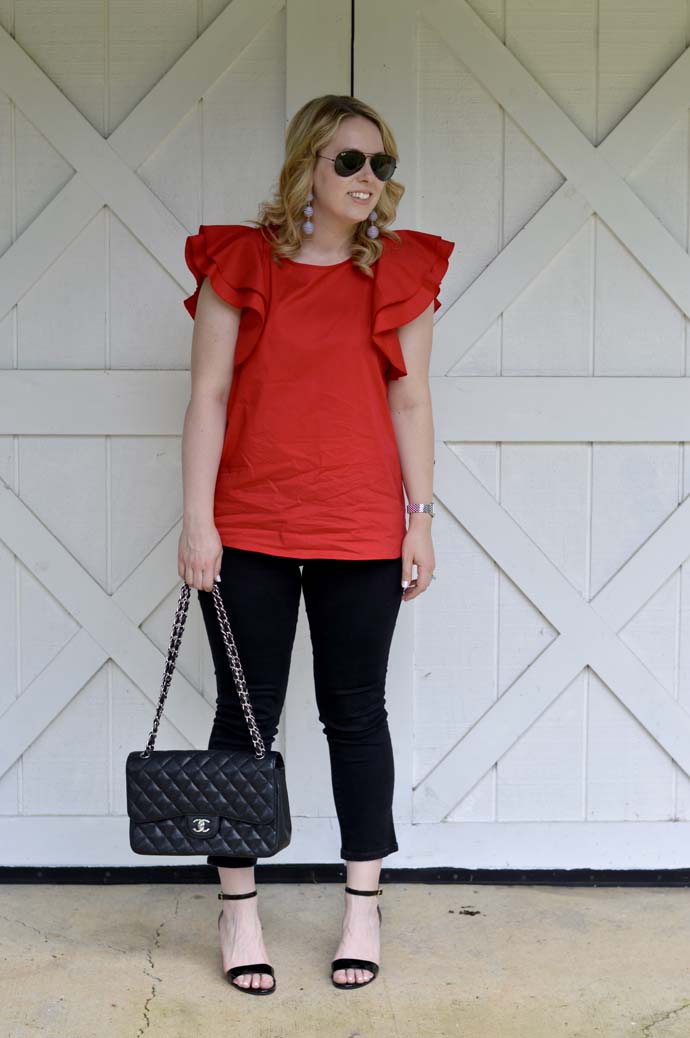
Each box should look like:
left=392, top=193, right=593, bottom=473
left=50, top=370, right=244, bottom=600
left=139, top=582, right=266, bottom=761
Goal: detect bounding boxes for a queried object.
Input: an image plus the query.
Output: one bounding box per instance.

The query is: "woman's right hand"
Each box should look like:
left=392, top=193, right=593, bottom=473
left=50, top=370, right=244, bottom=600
left=178, top=524, right=223, bottom=591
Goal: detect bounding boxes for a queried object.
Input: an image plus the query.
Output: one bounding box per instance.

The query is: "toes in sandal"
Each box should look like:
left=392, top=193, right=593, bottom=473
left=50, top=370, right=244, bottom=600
left=217, top=890, right=276, bottom=995
left=331, top=886, right=383, bottom=989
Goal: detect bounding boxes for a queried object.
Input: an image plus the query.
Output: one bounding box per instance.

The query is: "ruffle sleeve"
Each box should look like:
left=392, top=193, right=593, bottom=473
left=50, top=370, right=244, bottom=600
left=183, top=223, right=268, bottom=367
left=372, top=229, right=455, bottom=380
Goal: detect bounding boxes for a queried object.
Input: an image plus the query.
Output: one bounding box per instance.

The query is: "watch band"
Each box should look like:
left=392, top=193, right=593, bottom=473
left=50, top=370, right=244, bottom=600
left=406, top=502, right=434, bottom=517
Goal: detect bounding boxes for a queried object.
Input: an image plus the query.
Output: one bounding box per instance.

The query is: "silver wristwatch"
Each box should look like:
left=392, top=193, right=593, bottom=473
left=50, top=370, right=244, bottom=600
left=406, top=502, right=435, bottom=518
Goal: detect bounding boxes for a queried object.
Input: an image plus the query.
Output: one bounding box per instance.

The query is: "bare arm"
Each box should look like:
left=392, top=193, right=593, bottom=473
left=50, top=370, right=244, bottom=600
left=386, top=301, right=436, bottom=600
left=387, top=300, right=435, bottom=517
left=178, top=277, right=242, bottom=591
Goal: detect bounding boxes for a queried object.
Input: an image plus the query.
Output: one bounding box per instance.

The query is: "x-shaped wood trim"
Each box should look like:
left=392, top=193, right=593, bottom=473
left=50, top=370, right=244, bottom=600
left=415, top=444, right=690, bottom=821
left=0, top=0, right=282, bottom=317
left=423, top=0, right=690, bottom=373
left=0, top=480, right=212, bottom=780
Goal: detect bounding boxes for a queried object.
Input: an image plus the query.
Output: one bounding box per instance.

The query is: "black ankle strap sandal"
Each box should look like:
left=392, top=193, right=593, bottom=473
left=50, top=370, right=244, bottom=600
left=331, top=886, right=383, bottom=989
left=216, top=889, right=276, bottom=995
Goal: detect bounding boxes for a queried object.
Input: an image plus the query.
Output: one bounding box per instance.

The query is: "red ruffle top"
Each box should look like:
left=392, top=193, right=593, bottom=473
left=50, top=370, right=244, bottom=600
left=183, top=223, right=454, bottom=559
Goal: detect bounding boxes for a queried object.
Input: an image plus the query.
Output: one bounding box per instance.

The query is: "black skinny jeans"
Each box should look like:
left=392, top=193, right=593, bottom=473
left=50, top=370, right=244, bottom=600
left=197, top=545, right=403, bottom=867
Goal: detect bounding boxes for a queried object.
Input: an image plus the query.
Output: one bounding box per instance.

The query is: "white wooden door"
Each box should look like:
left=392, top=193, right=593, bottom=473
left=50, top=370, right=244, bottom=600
left=0, top=0, right=352, bottom=866
left=3, top=0, right=690, bottom=870
left=356, top=0, right=690, bottom=867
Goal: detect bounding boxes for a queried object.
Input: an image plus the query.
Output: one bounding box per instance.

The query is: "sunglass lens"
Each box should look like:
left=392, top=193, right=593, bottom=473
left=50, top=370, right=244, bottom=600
left=371, top=154, right=396, bottom=181
left=334, top=150, right=366, bottom=175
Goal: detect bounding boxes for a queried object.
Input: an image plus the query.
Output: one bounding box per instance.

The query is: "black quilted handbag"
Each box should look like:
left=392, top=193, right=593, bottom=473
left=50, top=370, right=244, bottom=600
left=125, top=581, right=291, bottom=857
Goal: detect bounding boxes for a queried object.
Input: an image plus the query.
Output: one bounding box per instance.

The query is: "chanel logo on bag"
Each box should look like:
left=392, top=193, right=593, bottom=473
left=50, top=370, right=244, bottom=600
left=185, top=814, right=219, bottom=838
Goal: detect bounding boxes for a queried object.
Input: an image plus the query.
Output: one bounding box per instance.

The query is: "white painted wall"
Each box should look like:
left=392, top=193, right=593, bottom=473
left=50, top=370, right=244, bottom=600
left=1, top=0, right=689, bottom=867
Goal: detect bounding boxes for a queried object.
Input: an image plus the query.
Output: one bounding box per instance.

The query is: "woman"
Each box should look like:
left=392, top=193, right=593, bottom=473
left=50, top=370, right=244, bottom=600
left=179, top=94, right=454, bottom=994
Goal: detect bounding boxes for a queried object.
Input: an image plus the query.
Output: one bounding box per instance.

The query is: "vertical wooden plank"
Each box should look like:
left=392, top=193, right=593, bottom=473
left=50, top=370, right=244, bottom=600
left=497, top=0, right=596, bottom=824
left=14, top=0, right=106, bottom=134
left=287, top=0, right=351, bottom=120
left=678, top=444, right=690, bottom=820
left=590, top=0, right=688, bottom=824
left=587, top=445, right=680, bottom=819
left=22, top=670, right=110, bottom=814
left=0, top=432, right=19, bottom=812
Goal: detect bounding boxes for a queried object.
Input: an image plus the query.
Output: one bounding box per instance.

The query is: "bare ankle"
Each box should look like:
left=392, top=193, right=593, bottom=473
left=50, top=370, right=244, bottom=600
left=217, top=863, right=255, bottom=891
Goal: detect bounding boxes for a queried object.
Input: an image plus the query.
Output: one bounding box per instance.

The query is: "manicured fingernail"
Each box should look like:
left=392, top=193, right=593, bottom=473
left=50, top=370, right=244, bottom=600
left=215, top=575, right=221, bottom=582
left=401, top=580, right=409, bottom=589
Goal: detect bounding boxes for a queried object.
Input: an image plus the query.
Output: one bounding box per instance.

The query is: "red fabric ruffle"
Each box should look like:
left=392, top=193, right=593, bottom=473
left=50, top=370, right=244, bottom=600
left=372, top=229, right=455, bottom=380
left=183, top=224, right=268, bottom=366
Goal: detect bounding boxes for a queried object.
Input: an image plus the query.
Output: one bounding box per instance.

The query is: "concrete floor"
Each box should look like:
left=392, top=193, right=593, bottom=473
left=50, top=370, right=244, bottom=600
left=1, top=881, right=689, bottom=1037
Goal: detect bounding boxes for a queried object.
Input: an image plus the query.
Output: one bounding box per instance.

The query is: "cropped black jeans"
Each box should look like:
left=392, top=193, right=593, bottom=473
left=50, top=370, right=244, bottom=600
left=197, top=545, right=403, bottom=868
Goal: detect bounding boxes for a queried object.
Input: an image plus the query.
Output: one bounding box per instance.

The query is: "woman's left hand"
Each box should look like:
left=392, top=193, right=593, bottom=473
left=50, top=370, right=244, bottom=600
left=400, top=524, right=436, bottom=601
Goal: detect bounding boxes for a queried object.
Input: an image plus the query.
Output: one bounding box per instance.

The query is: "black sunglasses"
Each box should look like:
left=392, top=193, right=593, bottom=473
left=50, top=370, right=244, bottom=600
left=317, top=149, right=397, bottom=182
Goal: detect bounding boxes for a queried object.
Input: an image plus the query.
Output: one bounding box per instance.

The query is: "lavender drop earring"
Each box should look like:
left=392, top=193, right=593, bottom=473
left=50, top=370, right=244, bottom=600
left=366, top=208, right=379, bottom=239
left=303, top=191, right=314, bottom=235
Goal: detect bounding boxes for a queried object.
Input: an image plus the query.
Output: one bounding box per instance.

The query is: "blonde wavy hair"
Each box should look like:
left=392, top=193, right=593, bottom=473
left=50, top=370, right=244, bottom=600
left=247, top=95, right=404, bottom=278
